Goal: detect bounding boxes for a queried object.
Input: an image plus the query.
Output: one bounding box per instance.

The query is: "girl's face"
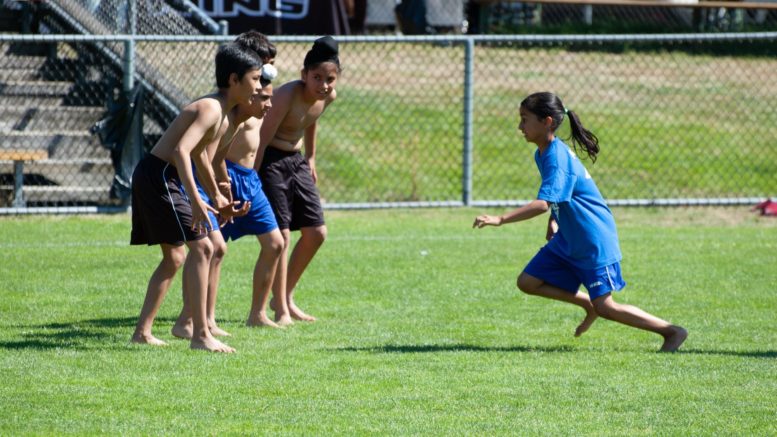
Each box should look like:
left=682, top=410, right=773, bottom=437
left=518, top=106, right=551, bottom=146
left=301, top=62, right=339, bottom=100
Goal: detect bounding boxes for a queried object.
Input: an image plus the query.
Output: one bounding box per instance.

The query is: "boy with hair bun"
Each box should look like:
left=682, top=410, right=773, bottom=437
left=256, top=36, right=341, bottom=323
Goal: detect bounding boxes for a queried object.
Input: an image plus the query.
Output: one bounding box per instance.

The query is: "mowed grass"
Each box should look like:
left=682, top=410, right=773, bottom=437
left=1, top=208, right=775, bottom=435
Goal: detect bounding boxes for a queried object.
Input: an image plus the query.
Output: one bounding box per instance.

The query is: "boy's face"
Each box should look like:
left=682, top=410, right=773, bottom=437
left=248, top=83, right=273, bottom=119
left=301, top=62, right=339, bottom=100
left=233, top=67, right=263, bottom=105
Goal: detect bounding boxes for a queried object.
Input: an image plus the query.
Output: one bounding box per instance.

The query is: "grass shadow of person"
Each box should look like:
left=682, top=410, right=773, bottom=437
left=676, top=348, right=777, bottom=359
left=0, top=316, right=179, bottom=351
left=335, top=343, right=576, bottom=354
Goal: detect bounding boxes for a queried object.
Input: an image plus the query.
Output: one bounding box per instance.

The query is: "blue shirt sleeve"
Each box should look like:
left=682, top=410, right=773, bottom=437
left=536, top=141, right=575, bottom=203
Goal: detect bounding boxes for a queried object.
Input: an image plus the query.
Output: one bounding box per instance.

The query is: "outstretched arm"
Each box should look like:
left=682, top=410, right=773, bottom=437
left=472, top=199, right=549, bottom=228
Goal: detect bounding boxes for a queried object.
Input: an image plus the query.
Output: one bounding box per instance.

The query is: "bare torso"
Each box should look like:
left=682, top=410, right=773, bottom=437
left=267, top=81, right=329, bottom=153
left=225, top=116, right=262, bottom=169
left=150, top=94, right=228, bottom=166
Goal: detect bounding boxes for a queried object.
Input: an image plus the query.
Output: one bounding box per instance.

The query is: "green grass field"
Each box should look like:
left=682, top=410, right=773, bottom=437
left=1, top=207, right=775, bottom=435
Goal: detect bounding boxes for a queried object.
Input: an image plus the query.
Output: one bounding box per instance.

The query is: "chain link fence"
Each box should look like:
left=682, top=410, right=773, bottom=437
left=1, top=3, right=776, bottom=211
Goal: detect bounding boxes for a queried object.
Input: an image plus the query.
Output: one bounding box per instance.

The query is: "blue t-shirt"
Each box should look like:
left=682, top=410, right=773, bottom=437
left=534, top=137, right=621, bottom=270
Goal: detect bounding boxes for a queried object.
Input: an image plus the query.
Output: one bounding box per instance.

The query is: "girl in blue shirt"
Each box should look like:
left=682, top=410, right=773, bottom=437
left=473, top=92, right=687, bottom=352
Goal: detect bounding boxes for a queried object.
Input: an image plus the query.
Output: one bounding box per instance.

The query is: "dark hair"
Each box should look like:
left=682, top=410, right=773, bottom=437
left=520, top=92, right=600, bottom=162
left=234, top=30, right=277, bottom=62
left=303, top=35, right=341, bottom=72
left=214, top=43, right=263, bottom=89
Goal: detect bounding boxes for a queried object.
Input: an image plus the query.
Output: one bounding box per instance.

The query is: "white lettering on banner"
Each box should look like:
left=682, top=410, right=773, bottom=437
left=197, top=0, right=309, bottom=20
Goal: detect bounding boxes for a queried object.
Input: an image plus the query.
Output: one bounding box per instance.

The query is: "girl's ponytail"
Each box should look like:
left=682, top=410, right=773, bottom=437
left=566, top=109, right=600, bottom=163
left=521, top=92, right=601, bottom=163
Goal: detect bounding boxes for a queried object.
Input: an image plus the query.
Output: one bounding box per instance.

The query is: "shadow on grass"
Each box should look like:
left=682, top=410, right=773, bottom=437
left=337, top=344, right=777, bottom=358
left=677, top=348, right=777, bottom=359
left=0, top=316, right=178, bottom=351
left=336, top=343, right=575, bottom=354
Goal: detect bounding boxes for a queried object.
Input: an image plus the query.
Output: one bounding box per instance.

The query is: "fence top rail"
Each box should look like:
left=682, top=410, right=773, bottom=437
left=2, top=32, right=777, bottom=44
left=476, top=0, right=777, bottom=9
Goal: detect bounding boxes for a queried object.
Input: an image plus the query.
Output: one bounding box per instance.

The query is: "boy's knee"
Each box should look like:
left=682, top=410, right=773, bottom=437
left=305, top=226, right=327, bottom=245
left=191, top=238, right=214, bottom=260
left=268, top=234, right=285, bottom=256
left=212, top=240, right=227, bottom=260
left=166, top=250, right=186, bottom=269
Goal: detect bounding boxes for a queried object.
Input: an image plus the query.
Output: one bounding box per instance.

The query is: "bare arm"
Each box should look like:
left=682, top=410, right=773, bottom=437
left=193, top=135, right=229, bottom=210
left=255, top=86, right=292, bottom=172
left=303, top=121, right=318, bottom=183
left=472, top=199, right=550, bottom=228
left=168, top=106, right=220, bottom=231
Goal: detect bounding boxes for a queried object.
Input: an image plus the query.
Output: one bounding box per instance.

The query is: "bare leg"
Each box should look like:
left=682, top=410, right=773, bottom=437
left=247, top=229, right=285, bottom=328
left=172, top=231, right=230, bottom=338
left=517, top=272, right=598, bottom=337
left=205, top=231, right=230, bottom=336
left=592, top=294, right=687, bottom=352
left=269, top=228, right=293, bottom=325
left=284, top=225, right=327, bottom=321
left=183, top=238, right=234, bottom=353
left=131, top=244, right=185, bottom=345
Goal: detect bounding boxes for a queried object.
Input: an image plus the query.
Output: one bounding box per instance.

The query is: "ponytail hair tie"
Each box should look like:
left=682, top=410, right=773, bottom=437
left=563, top=107, right=569, bottom=115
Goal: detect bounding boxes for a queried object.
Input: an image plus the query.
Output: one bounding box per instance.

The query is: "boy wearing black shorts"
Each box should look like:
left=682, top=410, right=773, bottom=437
left=254, top=36, right=341, bottom=322
left=130, top=43, right=262, bottom=353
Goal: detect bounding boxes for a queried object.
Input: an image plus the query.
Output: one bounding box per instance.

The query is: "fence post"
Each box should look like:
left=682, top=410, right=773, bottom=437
left=123, top=2, right=136, bottom=92
left=462, top=37, right=474, bottom=206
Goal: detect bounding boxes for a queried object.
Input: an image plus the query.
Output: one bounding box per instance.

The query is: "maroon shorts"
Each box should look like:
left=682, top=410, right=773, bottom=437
left=130, top=154, right=208, bottom=246
left=259, top=147, right=325, bottom=231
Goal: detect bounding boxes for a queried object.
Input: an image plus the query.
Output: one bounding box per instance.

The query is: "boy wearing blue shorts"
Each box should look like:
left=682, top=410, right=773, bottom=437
left=220, top=58, right=288, bottom=328
left=171, top=31, right=283, bottom=335
left=474, top=92, right=687, bottom=352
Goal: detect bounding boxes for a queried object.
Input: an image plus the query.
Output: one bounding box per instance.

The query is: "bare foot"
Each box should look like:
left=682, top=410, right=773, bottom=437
left=247, top=313, right=280, bottom=328
left=275, top=314, right=294, bottom=327
left=131, top=332, right=168, bottom=346
left=289, top=303, right=316, bottom=322
left=190, top=336, right=235, bottom=353
left=660, top=326, right=688, bottom=352
left=171, top=321, right=193, bottom=340
left=574, top=310, right=598, bottom=337
left=209, top=324, right=231, bottom=337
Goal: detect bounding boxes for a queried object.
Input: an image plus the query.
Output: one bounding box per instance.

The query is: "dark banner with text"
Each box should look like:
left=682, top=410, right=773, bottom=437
left=194, top=0, right=351, bottom=35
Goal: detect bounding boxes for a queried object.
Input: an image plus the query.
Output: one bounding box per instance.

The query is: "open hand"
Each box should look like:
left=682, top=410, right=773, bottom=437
left=218, top=201, right=251, bottom=222
left=192, top=201, right=218, bottom=234
left=473, top=214, right=501, bottom=228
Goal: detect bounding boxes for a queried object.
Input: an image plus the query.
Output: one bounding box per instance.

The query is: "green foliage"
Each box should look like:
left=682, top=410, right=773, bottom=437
left=0, top=210, right=775, bottom=435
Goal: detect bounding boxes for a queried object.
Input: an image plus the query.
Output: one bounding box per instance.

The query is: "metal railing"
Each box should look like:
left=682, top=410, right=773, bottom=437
left=1, top=32, right=776, bottom=213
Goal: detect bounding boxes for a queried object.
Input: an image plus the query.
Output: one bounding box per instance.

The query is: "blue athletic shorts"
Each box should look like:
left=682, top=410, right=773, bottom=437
left=220, top=160, right=278, bottom=241
left=523, top=246, right=626, bottom=301
left=195, top=182, right=219, bottom=232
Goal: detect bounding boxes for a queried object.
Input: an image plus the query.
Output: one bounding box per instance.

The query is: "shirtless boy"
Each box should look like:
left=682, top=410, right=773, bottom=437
left=220, top=62, right=290, bottom=327
left=130, top=43, right=263, bottom=353
left=170, top=31, right=288, bottom=335
left=255, top=36, right=341, bottom=322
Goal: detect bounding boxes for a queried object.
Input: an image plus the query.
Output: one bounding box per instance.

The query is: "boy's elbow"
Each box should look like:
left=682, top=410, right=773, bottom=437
left=534, top=200, right=549, bottom=213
